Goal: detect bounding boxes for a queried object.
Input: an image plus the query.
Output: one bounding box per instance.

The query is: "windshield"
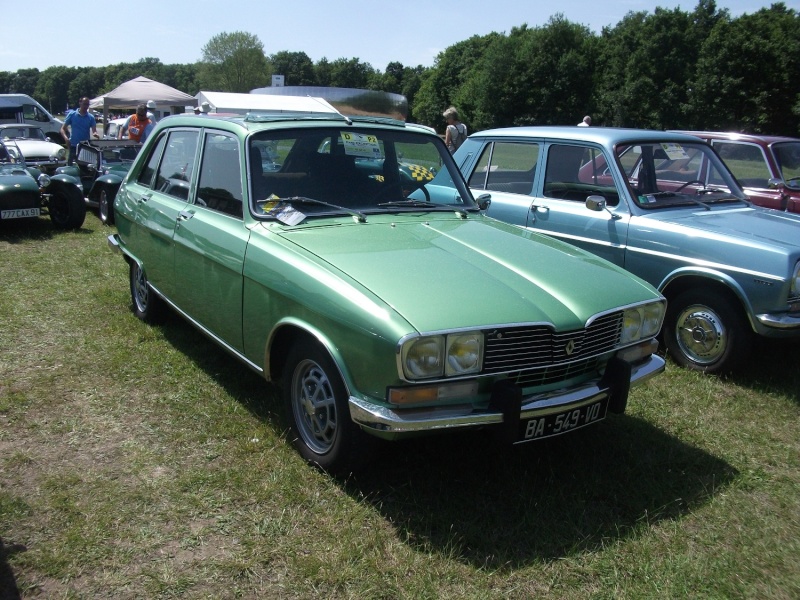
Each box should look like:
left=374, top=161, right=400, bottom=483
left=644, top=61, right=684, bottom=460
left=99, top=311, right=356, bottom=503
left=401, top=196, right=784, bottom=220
left=614, top=141, right=748, bottom=209
left=0, top=126, right=46, bottom=141
left=248, top=127, right=473, bottom=221
left=772, top=142, right=800, bottom=188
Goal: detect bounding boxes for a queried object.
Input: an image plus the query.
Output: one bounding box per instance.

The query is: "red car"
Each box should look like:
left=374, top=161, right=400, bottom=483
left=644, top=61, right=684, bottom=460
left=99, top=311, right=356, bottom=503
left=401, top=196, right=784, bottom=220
left=674, top=131, right=800, bottom=213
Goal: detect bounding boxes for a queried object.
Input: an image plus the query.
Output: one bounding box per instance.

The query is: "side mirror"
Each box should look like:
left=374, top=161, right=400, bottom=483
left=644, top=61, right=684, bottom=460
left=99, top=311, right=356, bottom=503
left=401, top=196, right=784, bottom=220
left=768, top=178, right=784, bottom=190
left=476, top=193, right=491, bottom=211
left=586, top=195, right=621, bottom=220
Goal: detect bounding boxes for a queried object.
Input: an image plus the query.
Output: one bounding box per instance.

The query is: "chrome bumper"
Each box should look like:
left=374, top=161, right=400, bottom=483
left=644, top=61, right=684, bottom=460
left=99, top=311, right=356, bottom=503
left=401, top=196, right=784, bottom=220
left=349, top=354, right=665, bottom=435
left=756, top=311, right=800, bottom=330
left=107, top=233, right=121, bottom=254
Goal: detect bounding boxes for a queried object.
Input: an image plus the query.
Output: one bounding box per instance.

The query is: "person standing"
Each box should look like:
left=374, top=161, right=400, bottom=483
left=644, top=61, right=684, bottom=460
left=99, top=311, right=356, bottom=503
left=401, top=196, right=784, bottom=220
left=443, top=106, right=467, bottom=153
left=119, top=104, right=152, bottom=143
left=60, top=97, right=98, bottom=165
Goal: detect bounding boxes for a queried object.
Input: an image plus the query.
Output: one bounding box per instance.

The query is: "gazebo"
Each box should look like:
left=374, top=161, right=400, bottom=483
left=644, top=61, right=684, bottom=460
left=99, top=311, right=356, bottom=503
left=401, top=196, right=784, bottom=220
left=90, top=76, right=196, bottom=122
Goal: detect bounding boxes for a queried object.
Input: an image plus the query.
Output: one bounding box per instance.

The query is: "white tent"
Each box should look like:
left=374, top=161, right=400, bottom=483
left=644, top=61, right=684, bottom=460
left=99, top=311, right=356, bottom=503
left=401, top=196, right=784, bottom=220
left=90, top=76, right=197, bottom=121
left=193, top=91, right=338, bottom=116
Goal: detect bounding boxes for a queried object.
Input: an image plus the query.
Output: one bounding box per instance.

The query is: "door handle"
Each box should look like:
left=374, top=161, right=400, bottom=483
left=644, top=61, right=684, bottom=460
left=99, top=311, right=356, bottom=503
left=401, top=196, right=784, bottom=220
left=178, top=210, right=195, bottom=221
left=137, top=193, right=152, bottom=204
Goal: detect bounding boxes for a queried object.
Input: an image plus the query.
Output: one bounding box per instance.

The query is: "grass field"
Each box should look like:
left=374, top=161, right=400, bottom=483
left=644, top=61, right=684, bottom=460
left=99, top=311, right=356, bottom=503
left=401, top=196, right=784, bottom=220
left=1, top=213, right=799, bottom=599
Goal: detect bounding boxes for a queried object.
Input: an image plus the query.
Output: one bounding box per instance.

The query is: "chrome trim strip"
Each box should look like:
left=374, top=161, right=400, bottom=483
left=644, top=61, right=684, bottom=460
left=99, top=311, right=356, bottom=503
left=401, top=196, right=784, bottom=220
left=350, top=354, right=664, bottom=434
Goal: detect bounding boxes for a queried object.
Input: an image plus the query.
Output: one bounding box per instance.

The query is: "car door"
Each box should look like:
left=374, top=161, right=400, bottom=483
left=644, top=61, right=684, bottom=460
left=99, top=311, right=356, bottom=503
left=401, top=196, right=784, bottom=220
left=125, top=129, right=199, bottom=300
left=510, top=141, right=631, bottom=268
left=468, top=139, right=540, bottom=226
left=710, top=139, right=783, bottom=210
left=171, top=131, right=249, bottom=352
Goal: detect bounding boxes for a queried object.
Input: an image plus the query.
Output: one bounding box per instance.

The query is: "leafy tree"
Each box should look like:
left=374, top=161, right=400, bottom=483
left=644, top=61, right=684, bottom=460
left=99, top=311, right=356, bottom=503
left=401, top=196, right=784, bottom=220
left=35, top=66, right=77, bottom=113
left=326, top=57, right=376, bottom=88
left=268, top=51, right=316, bottom=86
left=198, top=31, right=270, bottom=93
left=0, top=72, right=13, bottom=94
left=412, top=33, right=500, bottom=130
left=689, top=2, right=800, bottom=134
left=10, top=68, right=40, bottom=96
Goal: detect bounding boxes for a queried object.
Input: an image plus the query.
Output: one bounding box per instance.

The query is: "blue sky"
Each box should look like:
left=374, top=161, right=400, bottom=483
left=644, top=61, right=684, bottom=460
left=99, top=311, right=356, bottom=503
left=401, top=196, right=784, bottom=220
left=2, top=0, right=792, bottom=73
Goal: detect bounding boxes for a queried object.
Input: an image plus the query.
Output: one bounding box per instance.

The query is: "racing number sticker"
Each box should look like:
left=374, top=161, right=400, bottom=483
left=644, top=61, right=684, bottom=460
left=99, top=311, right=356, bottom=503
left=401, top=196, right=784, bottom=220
left=340, top=132, right=382, bottom=158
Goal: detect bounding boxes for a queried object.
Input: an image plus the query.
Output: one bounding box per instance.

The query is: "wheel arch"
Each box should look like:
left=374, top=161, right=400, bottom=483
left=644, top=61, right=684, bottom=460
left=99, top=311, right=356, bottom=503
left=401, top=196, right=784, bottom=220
left=659, top=269, right=756, bottom=333
left=265, top=319, right=352, bottom=393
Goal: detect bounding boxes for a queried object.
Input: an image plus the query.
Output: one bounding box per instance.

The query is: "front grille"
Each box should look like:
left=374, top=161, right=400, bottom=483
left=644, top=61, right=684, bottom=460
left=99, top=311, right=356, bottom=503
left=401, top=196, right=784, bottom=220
left=482, top=312, right=623, bottom=382
left=1, top=189, right=40, bottom=210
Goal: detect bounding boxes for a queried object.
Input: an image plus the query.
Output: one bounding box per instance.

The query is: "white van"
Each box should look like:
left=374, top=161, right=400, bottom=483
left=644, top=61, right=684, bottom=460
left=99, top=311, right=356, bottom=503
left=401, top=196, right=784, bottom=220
left=0, top=94, right=64, bottom=143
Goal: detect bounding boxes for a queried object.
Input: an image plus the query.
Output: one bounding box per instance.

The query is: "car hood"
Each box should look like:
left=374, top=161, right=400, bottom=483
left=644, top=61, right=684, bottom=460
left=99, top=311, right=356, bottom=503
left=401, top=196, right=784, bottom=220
left=273, top=215, right=659, bottom=332
left=10, top=139, right=63, bottom=156
left=646, top=206, right=800, bottom=252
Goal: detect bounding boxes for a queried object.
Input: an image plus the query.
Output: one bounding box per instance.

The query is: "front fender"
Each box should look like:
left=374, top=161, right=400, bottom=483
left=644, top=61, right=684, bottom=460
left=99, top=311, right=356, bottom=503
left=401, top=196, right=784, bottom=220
left=88, top=174, right=123, bottom=201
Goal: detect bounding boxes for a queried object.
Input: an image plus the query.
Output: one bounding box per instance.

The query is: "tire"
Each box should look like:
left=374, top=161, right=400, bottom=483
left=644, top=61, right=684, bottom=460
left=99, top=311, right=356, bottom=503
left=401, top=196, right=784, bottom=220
left=129, top=261, right=165, bottom=323
left=663, top=288, right=752, bottom=374
left=49, top=189, right=86, bottom=230
left=282, top=339, right=371, bottom=473
left=98, top=188, right=115, bottom=226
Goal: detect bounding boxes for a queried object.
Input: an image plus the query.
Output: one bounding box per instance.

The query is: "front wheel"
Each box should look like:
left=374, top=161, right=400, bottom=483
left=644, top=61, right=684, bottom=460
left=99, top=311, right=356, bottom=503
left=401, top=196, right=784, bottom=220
left=98, top=188, right=115, bottom=225
left=663, top=288, right=752, bottom=374
left=49, top=189, right=86, bottom=230
left=129, top=261, right=165, bottom=323
left=282, top=339, right=370, bottom=472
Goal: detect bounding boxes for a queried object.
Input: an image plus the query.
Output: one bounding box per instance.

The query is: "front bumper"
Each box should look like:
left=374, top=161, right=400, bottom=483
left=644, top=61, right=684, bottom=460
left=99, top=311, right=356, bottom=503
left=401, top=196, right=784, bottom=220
left=349, top=353, right=665, bottom=437
left=756, top=311, right=800, bottom=330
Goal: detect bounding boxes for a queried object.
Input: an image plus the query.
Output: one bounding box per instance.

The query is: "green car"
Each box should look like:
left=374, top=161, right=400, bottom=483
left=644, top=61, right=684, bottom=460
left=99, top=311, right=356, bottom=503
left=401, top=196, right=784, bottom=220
left=108, top=106, right=666, bottom=472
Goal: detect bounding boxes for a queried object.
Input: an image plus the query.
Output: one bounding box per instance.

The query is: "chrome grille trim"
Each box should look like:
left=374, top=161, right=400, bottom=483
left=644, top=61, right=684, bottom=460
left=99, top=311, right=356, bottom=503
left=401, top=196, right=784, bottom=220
left=483, top=312, right=623, bottom=375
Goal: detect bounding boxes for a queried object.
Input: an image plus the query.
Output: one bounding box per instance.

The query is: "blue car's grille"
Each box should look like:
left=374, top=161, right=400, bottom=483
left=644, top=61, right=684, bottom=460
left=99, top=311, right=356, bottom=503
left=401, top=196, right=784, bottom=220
left=482, top=312, right=623, bottom=382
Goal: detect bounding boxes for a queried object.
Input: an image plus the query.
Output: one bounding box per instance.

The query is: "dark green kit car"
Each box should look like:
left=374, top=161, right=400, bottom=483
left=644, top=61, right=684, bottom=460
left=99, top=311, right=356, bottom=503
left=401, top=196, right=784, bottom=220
left=109, top=107, right=666, bottom=471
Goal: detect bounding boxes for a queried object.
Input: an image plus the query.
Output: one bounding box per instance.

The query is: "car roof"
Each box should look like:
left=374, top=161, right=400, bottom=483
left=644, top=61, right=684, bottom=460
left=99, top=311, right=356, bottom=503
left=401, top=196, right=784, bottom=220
left=152, top=112, right=440, bottom=137
left=672, top=130, right=800, bottom=145
left=469, top=126, right=705, bottom=146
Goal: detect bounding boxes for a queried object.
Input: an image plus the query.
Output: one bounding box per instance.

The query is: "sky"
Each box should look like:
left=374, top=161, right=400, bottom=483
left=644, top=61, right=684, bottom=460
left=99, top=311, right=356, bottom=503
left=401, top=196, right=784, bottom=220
left=1, top=0, right=794, bottom=74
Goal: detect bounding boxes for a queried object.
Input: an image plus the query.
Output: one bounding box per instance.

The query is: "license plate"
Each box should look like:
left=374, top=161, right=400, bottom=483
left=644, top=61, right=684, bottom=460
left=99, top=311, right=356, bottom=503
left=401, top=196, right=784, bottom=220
left=1, top=207, right=40, bottom=219
left=518, top=397, right=609, bottom=442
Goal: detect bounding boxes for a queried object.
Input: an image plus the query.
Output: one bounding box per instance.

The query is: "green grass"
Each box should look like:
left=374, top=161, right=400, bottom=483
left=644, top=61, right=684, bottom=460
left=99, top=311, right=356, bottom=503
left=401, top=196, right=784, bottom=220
left=1, top=214, right=799, bottom=598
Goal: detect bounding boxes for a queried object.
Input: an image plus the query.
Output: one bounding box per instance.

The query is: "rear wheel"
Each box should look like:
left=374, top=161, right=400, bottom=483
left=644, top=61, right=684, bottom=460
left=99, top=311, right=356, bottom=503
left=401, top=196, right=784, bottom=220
left=664, top=288, right=751, bottom=374
left=98, top=188, right=115, bottom=225
left=282, top=339, right=371, bottom=472
left=49, top=189, right=86, bottom=230
left=129, top=261, right=165, bottom=323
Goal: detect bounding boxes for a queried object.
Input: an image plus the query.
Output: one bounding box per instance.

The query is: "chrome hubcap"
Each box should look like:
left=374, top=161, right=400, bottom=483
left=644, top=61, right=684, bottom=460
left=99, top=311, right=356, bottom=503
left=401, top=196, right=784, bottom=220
left=292, top=359, right=337, bottom=454
left=676, top=304, right=726, bottom=365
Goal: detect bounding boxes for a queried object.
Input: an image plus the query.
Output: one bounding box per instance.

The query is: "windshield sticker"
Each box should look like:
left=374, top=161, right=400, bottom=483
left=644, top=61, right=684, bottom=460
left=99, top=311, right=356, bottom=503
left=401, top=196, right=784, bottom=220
left=639, top=195, right=658, bottom=204
left=660, top=143, right=690, bottom=160
left=340, top=132, right=382, bottom=158
left=261, top=196, right=306, bottom=226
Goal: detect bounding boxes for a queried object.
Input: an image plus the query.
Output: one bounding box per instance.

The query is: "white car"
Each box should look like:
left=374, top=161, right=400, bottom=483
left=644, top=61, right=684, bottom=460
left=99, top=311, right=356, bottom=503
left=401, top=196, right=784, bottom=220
left=0, top=124, right=66, bottom=173
left=103, top=117, right=129, bottom=140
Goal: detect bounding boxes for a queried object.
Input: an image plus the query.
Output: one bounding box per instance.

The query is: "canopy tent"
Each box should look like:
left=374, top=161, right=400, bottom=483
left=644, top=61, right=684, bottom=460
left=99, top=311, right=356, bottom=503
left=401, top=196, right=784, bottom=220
left=90, top=76, right=196, bottom=121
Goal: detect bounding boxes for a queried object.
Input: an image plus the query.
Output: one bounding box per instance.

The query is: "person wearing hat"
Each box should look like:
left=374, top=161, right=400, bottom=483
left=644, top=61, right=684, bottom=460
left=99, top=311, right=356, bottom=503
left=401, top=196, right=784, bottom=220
left=119, top=103, right=152, bottom=142
left=146, top=100, right=158, bottom=123
left=193, top=101, right=211, bottom=115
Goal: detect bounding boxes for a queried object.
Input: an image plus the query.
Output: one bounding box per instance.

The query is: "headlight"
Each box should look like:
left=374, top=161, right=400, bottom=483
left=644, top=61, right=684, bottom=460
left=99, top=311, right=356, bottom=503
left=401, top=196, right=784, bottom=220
left=445, top=333, right=483, bottom=376
left=37, top=174, right=51, bottom=188
left=620, top=301, right=665, bottom=345
left=792, top=261, right=800, bottom=296
left=55, top=148, right=66, bottom=160
left=401, top=331, right=484, bottom=380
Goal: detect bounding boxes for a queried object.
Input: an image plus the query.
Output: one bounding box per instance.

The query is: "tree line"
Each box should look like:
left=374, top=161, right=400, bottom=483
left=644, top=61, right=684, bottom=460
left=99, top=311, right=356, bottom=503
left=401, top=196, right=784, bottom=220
left=1, top=1, right=798, bottom=136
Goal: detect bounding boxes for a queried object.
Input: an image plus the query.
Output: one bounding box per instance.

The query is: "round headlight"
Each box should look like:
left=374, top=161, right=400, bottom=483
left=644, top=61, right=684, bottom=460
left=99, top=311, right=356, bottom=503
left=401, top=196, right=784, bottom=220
left=403, top=336, right=444, bottom=379
left=445, top=333, right=483, bottom=376
left=37, top=174, right=51, bottom=188
left=56, top=148, right=66, bottom=160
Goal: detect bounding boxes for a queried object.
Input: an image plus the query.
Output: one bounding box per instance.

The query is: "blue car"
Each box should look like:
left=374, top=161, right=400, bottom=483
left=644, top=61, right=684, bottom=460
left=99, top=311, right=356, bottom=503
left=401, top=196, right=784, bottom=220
left=455, top=126, right=800, bottom=374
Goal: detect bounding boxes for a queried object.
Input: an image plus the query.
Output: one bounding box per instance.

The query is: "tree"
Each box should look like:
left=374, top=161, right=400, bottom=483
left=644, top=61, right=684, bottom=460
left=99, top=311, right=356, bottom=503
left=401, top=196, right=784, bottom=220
left=35, top=66, right=77, bottom=113
left=269, top=51, right=316, bottom=86
left=689, top=2, right=800, bottom=134
left=326, top=58, right=376, bottom=89
left=10, top=68, right=40, bottom=96
left=198, top=31, right=270, bottom=93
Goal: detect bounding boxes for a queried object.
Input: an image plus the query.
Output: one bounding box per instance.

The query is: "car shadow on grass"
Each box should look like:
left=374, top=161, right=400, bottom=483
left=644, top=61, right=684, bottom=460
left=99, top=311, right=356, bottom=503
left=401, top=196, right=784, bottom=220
left=725, top=337, right=800, bottom=404
left=0, top=538, right=24, bottom=600
left=156, top=315, right=737, bottom=570
left=342, top=417, right=737, bottom=569
left=0, top=217, right=92, bottom=242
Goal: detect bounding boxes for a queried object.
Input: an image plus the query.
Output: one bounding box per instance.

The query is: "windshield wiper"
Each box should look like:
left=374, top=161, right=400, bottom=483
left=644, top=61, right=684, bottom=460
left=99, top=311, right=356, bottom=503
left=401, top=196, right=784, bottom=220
left=377, top=199, right=469, bottom=217
left=644, top=191, right=711, bottom=210
left=281, top=196, right=367, bottom=223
